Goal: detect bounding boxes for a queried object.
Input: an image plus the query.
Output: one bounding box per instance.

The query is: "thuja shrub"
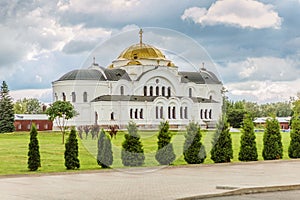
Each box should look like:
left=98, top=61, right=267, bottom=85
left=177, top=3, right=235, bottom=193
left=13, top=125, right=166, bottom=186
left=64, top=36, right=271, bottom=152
left=183, top=122, right=206, bottom=164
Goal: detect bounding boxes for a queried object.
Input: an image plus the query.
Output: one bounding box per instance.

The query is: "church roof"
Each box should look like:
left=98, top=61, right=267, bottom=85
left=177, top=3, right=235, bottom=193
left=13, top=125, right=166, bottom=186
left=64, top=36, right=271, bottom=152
left=91, top=95, right=217, bottom=103
left=179, top=70, right=221, bottom=84
left=55, top=67, right=131, bottom=82
left=117, top=43, right=166, bottom=60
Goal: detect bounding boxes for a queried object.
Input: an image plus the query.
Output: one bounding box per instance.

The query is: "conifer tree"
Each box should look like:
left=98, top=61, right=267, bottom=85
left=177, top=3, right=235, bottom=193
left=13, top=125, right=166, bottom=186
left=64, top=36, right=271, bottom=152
left=289, top=117, right=300, bottom=158
left=0, top=81, right=15, bottom=133
left=28, top=124, right=41, bottom=171
left=155, top=121, right=176, bottom=165
left=64, top=127, right=80, bottom=169
left=121, top=121, right=145, bottom=166
left=238, top=115, right=258, bottom=161
left=211, top=116, right=233, bottom=163
left=183, top=122, right=206, bottom=164
left=97, top=129, right=113, bottom=168
left=262, top=118, right=283, bottom=160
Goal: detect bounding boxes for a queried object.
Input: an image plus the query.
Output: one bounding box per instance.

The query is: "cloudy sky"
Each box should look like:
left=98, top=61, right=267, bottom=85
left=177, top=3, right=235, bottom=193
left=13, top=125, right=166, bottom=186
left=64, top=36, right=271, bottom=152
left=1, top=0, right=299, bottom=104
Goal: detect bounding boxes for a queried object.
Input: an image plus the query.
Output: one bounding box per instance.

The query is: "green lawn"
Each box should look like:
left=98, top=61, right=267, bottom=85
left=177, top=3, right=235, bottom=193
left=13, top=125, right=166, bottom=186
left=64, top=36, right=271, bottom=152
left=0, top=130, right=292, bottom=175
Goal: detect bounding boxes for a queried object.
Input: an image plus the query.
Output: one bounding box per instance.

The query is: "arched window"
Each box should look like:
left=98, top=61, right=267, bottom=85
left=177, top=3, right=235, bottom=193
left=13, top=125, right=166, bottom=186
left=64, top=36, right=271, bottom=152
left=209, top=95, right=212, bottom=100
left=189, top=88, right=192, bottom=98
left=140, top=109, right=143, bottom=119
left=209, top=109, right=212, bottom=119
left=180, top=107, right=183, bottom=119
left=71, top=92, right=76, bottom=103
left=83, top=92, right=88, bottom=102
left=200, top=109, right=203, bottom=119
left=156, top=86, right=159, bottom=96
left=168, top=87, right=171, bottom=97
left=160, top=106, right=163, bottom=119
left=149, top=86, right=153, bottom=96
left=144, top=86, right=147, bottom=96
left=168, top=106, right=171, bottom=119
left=204, top=109, right=207, bottom=119
left=130, top=109, right=133, bottom=119
left=120, top=86, right=124, bottom=95
left=156, top=106, right=159, bottom=119
left=95, top=112, right=98, bottom=124
left=162, top=86, right=165, bottom=96
left=62, top=92, right=66, bottom=101
left=111, top=112, right=114, bottom=120
left=172, top=107, right=176, bottom=119
left=135, top=109, right=138, bottom=119
left=184, top=107, right=188, bottom=119
left=54, top=93, right=58, bottom=101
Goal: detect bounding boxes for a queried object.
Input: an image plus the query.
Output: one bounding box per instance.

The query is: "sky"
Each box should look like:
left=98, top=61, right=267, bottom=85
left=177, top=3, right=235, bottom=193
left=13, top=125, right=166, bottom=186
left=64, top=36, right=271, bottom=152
left=1, top=0, right=300, bottom=104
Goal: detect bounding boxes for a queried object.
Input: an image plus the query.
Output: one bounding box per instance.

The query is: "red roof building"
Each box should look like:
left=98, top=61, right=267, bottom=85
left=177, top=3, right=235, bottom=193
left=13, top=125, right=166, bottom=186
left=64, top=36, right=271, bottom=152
left=14, top=114, right=53, bottom=131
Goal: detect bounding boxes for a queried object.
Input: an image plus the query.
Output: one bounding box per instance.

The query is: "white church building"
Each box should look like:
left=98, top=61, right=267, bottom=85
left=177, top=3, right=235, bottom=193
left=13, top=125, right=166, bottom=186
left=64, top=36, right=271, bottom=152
left=52, top=30, right=223, bottom=129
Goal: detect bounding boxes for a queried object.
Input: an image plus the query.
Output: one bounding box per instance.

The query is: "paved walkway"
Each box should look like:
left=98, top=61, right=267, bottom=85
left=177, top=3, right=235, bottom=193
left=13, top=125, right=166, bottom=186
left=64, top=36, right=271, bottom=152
left=1, top=160, right=300, bottom=200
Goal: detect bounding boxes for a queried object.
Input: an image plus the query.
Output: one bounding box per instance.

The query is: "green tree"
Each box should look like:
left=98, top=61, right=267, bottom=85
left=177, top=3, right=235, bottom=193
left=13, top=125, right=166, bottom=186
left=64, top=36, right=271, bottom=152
left=238, top=115, right=258, bottom=161
left=155, top=121, right=176, bottom=165
left=288, top=117, right=300, bottom=158
left=27, top=124, right=41, bottom=171
left=262, top=118, right=283, bottom=160
left=64, top=127, right=80, bottom=170
left=46, top=100, right=77, bottom=144
left=225, top=100, right=247, bottom=128
left=0, top=81, right=15, bottom=133
left=211, top=116, right=233, bottom=163
left=97, top=129, right=113, bottom=168
left=183, top=122, right=206, bottom=164
left=121, top=121, right=145, bottom=166
left=14, top=98, right=43, bottom=114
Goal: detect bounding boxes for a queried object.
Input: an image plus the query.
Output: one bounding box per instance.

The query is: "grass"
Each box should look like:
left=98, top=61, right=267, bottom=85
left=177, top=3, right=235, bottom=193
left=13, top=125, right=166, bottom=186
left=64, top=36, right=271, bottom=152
left=0, top=130, right=292, bottom=175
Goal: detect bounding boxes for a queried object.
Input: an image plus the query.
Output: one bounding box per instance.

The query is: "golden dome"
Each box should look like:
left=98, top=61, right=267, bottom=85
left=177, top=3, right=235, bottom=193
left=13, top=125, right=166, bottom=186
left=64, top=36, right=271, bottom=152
left=117, top=43, right=166, bottom=60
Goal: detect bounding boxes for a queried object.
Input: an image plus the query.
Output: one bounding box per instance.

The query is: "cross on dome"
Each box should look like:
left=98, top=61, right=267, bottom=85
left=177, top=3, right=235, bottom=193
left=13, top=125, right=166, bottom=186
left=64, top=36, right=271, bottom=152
left=139, top=28, right=143, bottom=46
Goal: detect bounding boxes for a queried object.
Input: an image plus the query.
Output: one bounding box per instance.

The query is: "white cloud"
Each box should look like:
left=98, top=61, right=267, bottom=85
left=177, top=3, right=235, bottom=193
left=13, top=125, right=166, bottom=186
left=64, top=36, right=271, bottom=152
left=64, top=0, right=141, bottom=14
left=182, top=0, right=282, bottom=29
left=225, top=79, right=300, bottom=103
left=218, top=56, right=300, bottom=82
left=10, top=88, right=52, bottom=103
left=219, top=56, right=300, bottom=103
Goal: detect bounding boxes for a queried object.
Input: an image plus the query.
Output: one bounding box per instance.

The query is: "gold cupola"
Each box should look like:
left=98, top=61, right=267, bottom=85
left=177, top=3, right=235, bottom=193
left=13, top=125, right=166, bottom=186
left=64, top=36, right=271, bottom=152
left=110, top=29, right=175, bottom=68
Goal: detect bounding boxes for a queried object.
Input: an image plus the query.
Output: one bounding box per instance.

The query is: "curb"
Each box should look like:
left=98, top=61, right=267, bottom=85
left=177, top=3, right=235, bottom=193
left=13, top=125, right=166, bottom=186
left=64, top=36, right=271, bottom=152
left=177, top=184, right=300, bottom=200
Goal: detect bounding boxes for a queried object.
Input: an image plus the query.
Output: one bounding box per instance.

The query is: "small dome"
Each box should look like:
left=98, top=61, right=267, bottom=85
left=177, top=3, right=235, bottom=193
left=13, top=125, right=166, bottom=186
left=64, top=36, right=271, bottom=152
left=117, top=43, right=166, bottom=60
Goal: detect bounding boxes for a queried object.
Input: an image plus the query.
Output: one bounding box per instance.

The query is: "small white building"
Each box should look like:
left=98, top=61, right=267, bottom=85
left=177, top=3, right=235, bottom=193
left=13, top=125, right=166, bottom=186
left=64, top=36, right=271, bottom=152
left=52, top=30, right=223, bottom=129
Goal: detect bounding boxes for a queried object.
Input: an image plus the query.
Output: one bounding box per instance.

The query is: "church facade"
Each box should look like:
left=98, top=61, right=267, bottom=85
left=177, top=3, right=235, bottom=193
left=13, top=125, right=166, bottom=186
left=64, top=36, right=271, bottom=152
left=52, top=30, right=223, bottom=129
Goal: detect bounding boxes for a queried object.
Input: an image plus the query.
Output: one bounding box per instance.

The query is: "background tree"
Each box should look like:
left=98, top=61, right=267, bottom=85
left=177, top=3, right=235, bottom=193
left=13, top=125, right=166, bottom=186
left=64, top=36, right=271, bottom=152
left=97, top=129, right=113, bottom=168
left=155, top=121, right=176, bottom=165
left=64, top=127, right=80, bottom=170
left=288, top=117, right=300, bottom=158
left=183, top=122, right=206, bottom=164
left=0, top=81, right=15, bottom=133
left=262, top=118, right=283, bottom=160
left=14, top=98, right=43, bottom=114
left=46, top=100, right=77, bottom=144
left=225, top=100, right=247, bottom=128
left=121, top=121, right=145, bottom=166
left=211, top=116, right=233, bottom=163
left=238, top=115, right=258, bottom=161
left=27, top=124, right=41, bottom=171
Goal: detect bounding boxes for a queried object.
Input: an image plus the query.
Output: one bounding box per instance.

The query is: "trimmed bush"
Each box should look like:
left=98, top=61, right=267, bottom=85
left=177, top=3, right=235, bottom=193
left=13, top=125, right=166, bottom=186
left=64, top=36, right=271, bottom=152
left=262, top=118, right=283, bottom=160
left=64, top=128, right=80, bottom=169
left=155, top=121, right=176, bottom=165
left=97, top=129, right=113, bottom=168
left=238, top=115, right=258, bottom=161
left=183, top=122, right=206, bottom=164
left=27, top=124, right=41, bottom=171
left=211, top=116, right=233, bottom=163
left=289, top=117, right=300, bottom=158
left=121, top=121, right=145, bottom=166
